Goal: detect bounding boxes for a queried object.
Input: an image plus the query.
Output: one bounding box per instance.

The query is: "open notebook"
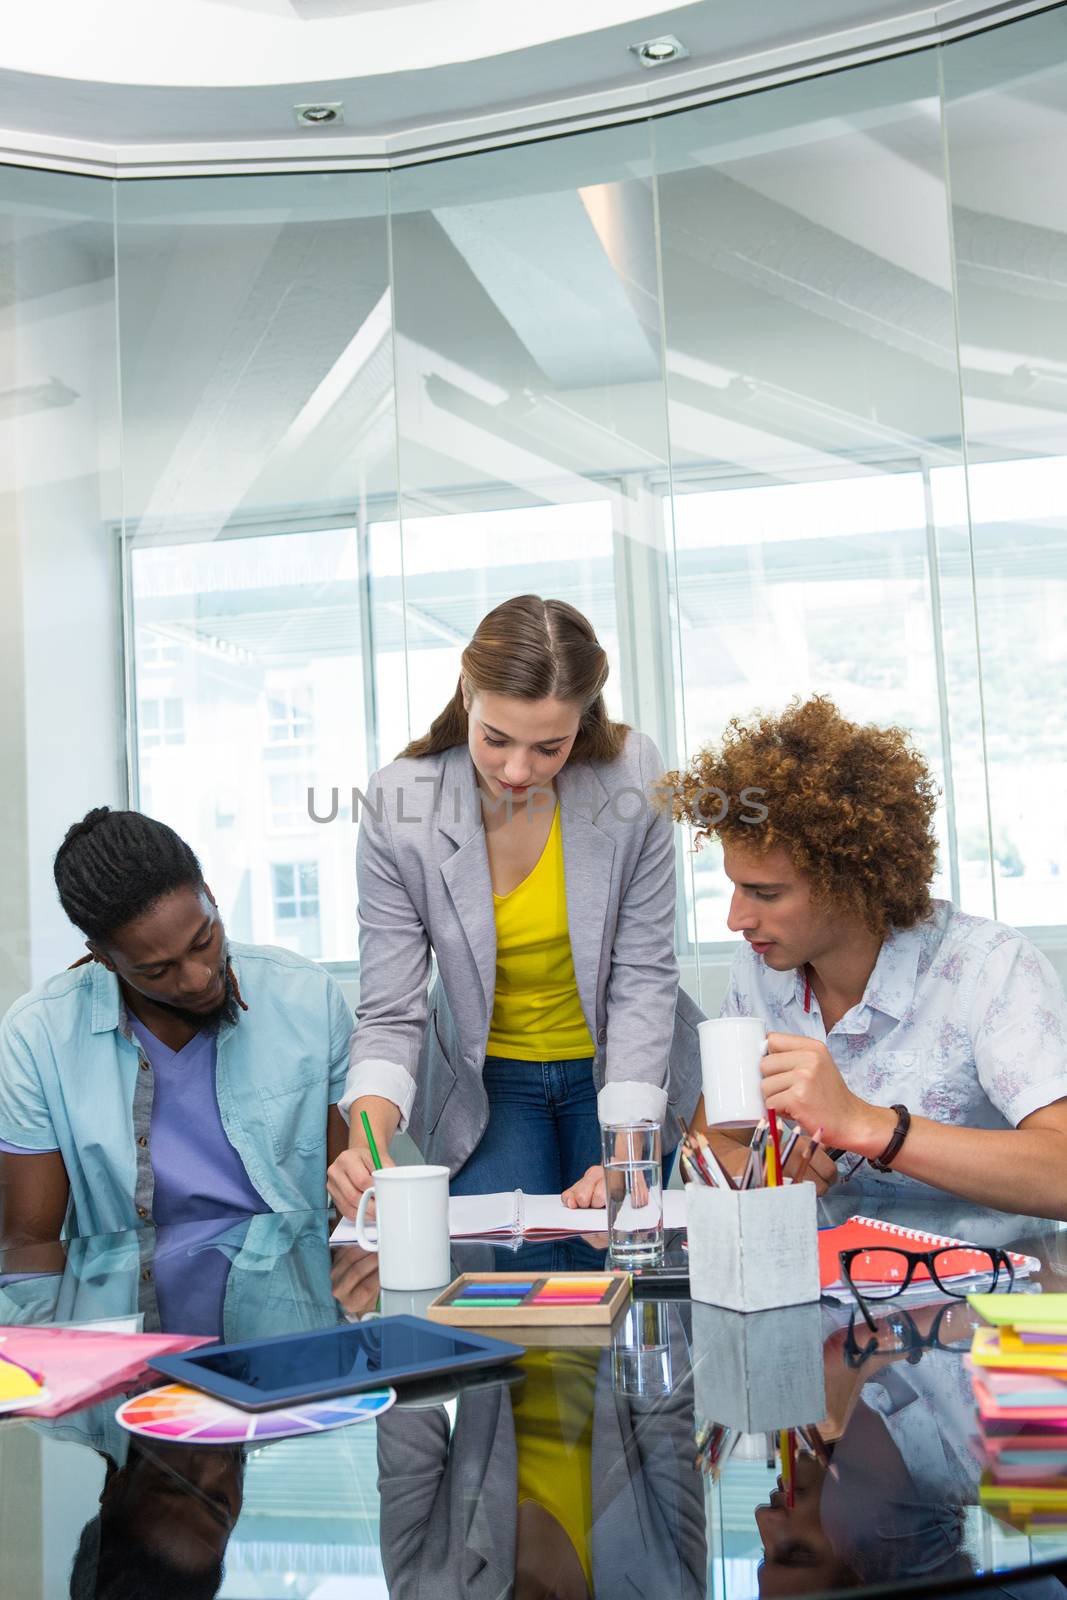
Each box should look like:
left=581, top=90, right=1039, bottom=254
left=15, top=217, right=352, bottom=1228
left=331, top=1188, right=688, bottom=1246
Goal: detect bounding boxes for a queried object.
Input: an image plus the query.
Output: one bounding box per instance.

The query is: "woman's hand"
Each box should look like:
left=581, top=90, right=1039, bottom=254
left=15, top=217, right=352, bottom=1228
left=561, top=1164, right=606, bottom=1209
left=327, top=1143, right=395, bottom=1220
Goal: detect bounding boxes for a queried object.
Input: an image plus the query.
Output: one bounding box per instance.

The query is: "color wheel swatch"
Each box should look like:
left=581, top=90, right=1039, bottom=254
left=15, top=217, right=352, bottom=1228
left=116, top=1382, right=395, bottom=1445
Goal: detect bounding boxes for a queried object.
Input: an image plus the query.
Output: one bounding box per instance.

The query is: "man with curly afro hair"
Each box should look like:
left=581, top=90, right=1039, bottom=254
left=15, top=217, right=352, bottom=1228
left=671, top=697, right=1067, bottom=1219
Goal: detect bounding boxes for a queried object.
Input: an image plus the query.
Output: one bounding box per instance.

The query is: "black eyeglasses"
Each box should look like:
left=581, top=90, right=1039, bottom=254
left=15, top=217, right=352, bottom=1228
left=842, top=1302, right=977, bottom=1366
left=839, top=1244, right=1015, bottom=1332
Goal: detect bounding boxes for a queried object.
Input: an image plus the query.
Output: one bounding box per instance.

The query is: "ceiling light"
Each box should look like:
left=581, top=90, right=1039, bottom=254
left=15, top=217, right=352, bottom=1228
left=293, top=102, right=343, bottom=127
left=630, top=34, right=689, bottom=68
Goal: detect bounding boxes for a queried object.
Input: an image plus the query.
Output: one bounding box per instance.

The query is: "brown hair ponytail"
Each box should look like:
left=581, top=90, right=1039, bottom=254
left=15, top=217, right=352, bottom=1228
left=398, top=594, right=629, bottom=763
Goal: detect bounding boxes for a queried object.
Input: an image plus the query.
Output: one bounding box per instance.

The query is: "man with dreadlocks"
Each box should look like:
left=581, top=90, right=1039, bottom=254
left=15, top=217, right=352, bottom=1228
left=0, top=808, right=352, bottom=1244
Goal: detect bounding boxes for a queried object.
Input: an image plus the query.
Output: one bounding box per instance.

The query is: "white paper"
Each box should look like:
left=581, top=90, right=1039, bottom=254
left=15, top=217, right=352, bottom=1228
left=331, top=1188, right=686, bottom=1246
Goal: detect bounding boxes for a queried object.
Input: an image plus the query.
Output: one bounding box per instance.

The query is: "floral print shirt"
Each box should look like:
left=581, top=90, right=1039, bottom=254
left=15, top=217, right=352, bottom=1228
left=721, top=899, right=1067, bottom=1195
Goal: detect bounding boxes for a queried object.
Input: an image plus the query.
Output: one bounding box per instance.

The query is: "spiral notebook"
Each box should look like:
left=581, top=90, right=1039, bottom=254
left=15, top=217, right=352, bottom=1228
left=449, top=1189, right=688, bottom=1240
left=331, top=1189, right=687, bottom=1247
left=818, top=1216, right=1040, bottom=1296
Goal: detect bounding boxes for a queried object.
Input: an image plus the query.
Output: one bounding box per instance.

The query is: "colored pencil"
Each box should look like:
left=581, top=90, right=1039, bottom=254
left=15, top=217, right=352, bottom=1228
left=685, top=1135, right=715, bottom=1186
left=796, top=1422, right=839, bottom=1479
left=741, top=1118, right=768, bottom=1189
left=767, top=1109, right=784, bottom=1186
left=680, top=1149, right=704, bottom=1186
left=779, top=1123, right=802, bottom=1171
left=360, top=1110, right=383, bottom=1171
left=793, top=1126, right=824, bottom=1186
left=695, top=1130, right=737, bottom=1190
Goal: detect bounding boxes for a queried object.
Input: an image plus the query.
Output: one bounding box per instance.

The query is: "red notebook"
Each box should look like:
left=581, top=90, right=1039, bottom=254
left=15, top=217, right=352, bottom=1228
left=818, top=1216, right=1039, bottom=1294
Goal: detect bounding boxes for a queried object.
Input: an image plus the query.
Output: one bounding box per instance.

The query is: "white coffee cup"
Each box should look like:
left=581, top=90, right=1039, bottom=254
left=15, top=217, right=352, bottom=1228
left=698, top=1017, right=768, bottom=1127
left=354, top=1165, right=451, bottom=1290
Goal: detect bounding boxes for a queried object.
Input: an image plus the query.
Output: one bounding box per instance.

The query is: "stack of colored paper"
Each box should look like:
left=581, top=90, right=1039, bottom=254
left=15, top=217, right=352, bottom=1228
left=0, top=1349, right=46, bottom=1411
left=0, top=1326, right=210, bottom=1419
left=968, top=1294, right=1067, bottom=1533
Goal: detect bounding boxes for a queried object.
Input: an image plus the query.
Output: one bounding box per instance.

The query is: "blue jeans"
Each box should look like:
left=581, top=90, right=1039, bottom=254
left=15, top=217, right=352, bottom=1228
left=451, top=1057, right=601, bottom=1196
left=450, top=1056, right=678, bottom=1200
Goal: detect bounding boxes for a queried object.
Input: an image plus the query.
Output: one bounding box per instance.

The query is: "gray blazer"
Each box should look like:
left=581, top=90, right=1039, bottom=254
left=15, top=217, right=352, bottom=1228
left=376, top=1330, right=707, bottom=1600
left=343, top=730, right=703, bottom=1170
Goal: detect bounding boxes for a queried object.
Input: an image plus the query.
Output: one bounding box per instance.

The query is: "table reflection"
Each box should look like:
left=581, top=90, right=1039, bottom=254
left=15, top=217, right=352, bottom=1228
left=3, top=1203, right=1067, bottom=1598
left=68, top=1438, right=242, bottom=1600
left=377, top=1324, right=706, bottom=1600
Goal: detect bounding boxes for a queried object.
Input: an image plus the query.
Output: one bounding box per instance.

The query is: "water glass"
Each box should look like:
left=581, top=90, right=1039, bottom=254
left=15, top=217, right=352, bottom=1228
left=611, top=1299, right=674, bottom=1397
left=601, top=1120, right=664, bottom=1266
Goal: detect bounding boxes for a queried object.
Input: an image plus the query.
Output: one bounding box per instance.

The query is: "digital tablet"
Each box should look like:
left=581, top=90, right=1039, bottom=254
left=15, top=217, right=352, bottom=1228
left=150, top=1315, right=525, bottom=1412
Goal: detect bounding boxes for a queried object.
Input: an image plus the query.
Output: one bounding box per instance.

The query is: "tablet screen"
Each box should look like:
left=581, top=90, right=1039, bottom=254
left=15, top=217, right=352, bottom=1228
left=182, top=1320, right=497, bottom=1397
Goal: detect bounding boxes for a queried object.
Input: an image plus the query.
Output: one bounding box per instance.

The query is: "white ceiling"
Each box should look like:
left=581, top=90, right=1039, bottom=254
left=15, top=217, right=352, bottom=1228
left=0, top=0, right=707, bottom=85
left=0, top=0, right=1058, bottom=172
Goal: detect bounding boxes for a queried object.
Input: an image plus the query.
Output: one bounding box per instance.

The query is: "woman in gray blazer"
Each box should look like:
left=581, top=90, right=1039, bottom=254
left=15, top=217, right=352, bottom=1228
left=328, top=594, right=701, bottom=1214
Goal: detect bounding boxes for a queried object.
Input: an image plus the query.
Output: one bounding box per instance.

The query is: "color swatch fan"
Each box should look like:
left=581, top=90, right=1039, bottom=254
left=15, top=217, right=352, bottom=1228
left=117, top=1382, right=395, bottom=1446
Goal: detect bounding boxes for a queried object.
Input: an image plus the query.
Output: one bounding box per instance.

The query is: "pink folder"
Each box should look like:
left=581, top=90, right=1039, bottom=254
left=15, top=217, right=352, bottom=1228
left=0, top=1326, right=210, bottom=1418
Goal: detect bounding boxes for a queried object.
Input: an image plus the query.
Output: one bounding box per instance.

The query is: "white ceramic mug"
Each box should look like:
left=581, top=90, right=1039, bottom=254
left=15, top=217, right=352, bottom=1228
left=353, top=1165, right=451, bottom=1290
left=698, top=1016, right=768, bottom=1127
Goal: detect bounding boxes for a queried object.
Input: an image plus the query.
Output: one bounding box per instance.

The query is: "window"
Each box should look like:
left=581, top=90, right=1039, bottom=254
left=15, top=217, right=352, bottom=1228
left=139, top=632, right=182, bottom=669
left=668, top=471, right=953, bottom=945
left=129, top=528, right=366, bottom=965
left=268, top=772, right=312, bottom=833
left=931, top=459, right=1067, bottom=929
left=368, top=500, right=622, bottom=764
left=271, top=862, right=321, bottom=958
left=139, top=697, right=184, bottom=749
left=266, top=684, right=314, bottom=745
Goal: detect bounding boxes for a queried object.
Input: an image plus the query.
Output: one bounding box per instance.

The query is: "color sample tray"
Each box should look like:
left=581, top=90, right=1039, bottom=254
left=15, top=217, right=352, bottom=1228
left=426, top=1272, right=630, bottom=1327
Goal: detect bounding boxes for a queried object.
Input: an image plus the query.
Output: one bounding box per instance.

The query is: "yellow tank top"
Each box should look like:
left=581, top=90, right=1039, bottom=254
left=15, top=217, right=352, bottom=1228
left=485, top=805, right=595, bottom=1062
left=512, top=1348, right=597, bottom=1589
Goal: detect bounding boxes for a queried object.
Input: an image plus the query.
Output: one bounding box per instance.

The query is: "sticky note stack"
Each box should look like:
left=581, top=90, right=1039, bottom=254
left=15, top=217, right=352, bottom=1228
left=0, top=1349, right=45, bottom=1410
left=967, top=1294, right=1067, bottom=1533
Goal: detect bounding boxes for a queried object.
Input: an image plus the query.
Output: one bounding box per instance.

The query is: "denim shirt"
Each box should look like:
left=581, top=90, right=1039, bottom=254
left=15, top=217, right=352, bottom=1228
left=0, top=942, right=351, bottom=1238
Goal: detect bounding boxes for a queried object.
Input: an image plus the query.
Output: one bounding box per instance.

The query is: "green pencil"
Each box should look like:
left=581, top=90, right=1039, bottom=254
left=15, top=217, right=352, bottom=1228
left=360, top=1109, right=383, bottom=1170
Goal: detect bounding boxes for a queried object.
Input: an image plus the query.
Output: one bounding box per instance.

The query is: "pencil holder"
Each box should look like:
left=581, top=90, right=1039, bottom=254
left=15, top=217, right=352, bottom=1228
left=690, top=1300, right=826, bottom=1433
left=685, top=1181, right=820, bottom=1313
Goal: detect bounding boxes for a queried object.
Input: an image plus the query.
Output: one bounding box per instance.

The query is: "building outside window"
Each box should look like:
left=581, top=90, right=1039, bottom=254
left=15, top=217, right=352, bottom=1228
left=139, top=697, right=185, bottom=749
left=266, top=684, right=314, bottom=745
left=271, top=861, right=321, bottom=958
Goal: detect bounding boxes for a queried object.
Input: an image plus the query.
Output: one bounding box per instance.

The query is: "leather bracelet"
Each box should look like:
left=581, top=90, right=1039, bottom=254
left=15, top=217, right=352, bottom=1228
left=868, top=1104, right=911, bottom=1172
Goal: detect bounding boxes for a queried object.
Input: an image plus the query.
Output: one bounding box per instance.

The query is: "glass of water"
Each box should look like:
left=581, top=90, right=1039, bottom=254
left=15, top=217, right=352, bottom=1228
left=601, top=1121, right=664, bottom=1266
left=611, top=1299, right=674, bottom=1397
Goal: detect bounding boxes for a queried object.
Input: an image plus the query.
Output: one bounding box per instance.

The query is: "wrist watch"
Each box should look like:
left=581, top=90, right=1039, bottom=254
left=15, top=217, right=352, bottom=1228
left=868, top=1104, right=911, bottom=1172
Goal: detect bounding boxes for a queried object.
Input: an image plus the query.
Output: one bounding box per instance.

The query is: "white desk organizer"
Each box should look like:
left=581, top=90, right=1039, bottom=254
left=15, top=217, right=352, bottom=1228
left=686, top=1181, right=821, bottom=1313
left=691, top=1300, right=826, bottom=1433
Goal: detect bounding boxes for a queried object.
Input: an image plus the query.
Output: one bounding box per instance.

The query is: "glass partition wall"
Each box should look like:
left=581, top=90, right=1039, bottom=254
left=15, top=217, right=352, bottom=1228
left=2, top=7, right=1066, bottom=1017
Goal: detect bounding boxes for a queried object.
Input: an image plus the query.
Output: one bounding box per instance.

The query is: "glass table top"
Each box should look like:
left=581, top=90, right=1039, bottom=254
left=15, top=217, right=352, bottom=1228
left=3, top=1197, right=1067, bottom=1599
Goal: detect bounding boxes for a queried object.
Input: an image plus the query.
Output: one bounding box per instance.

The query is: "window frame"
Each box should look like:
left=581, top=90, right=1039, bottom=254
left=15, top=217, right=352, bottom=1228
left=117, top=457, right=1067, bottom=984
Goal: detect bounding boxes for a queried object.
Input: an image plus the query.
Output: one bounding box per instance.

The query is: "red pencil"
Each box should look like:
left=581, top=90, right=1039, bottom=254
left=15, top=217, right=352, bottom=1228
left=767, top=1109, right=784, bottom=1187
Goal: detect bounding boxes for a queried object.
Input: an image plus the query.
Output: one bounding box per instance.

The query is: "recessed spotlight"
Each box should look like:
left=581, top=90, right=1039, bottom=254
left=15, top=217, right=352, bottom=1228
left=630, top=34, right=690, bottom=68
left=293, top=102, right=344, bottom=127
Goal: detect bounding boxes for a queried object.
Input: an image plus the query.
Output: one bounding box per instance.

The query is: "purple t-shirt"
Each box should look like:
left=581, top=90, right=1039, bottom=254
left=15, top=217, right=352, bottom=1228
left=0, top=1015, right=266, bottom=1226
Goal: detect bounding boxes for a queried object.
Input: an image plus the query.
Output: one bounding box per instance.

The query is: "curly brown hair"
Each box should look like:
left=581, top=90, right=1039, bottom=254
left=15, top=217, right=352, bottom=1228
left=664, top=696, right=939, bottom=936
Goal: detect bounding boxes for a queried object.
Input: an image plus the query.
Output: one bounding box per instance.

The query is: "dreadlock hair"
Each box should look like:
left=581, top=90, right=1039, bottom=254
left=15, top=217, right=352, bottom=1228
left=54, top=808, right=205, bottom=946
